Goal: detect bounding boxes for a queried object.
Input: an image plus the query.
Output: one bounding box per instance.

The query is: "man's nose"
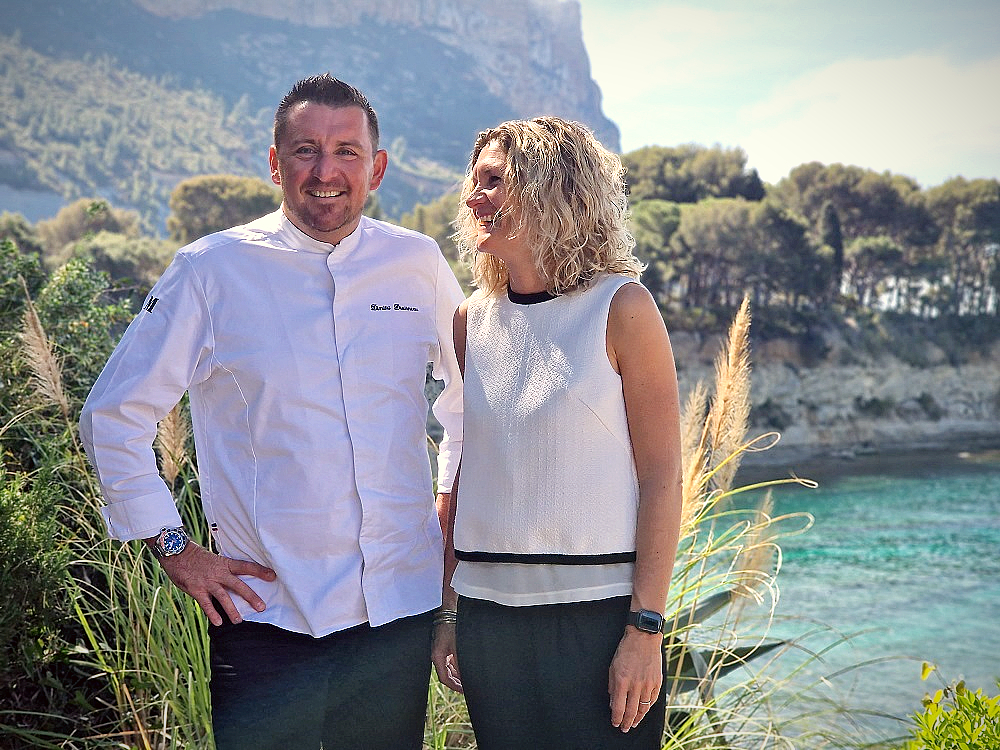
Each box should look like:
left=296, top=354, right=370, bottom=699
left=313, top=153, right=340, bottom=181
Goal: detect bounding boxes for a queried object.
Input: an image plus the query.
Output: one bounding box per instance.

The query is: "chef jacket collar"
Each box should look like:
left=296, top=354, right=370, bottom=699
left=274, top=211, right=363, bottom=257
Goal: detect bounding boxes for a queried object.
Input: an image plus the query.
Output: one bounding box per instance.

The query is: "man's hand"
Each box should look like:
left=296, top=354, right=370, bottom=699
left=154, top=541, right=277, bottom=627
left=608, top=627, right=662, bottom=732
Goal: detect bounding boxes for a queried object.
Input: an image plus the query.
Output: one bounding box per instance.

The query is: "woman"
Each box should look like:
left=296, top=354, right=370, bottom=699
left=432, top=116, right=682, bottom=749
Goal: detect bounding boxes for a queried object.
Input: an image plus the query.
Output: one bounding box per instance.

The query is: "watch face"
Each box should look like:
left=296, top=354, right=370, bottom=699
left=160, top=528, right=187, bottom=555
left=635, top=610, right=663, bottom=633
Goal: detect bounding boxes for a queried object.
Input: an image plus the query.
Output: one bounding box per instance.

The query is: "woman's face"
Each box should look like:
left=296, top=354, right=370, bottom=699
left=466, top=141, right=527, bottom=263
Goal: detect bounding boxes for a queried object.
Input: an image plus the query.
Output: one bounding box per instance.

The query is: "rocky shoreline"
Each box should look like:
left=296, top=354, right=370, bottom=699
left=670, top=329, right=1000, bottom=476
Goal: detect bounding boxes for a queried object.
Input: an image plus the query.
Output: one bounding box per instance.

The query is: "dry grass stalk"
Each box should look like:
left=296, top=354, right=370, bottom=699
left=679, top=380, right=710, bottom=531
left=155, top=402, right=190, bottom=486
left=680, top=380, right=709, bottom=465
left=705, top=297, right=752, bottom=493
left=19, top=276, right=71, bottom=423
left=730, top=492, right=778, bottom=621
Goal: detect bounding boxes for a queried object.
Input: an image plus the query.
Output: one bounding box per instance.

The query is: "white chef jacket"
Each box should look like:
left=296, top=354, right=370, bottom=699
left=79, top=210, right=465, bottom=636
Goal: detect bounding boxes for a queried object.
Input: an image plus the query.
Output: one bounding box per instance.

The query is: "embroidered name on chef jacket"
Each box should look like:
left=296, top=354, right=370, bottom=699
left=370, top=303, right=420, bottom=312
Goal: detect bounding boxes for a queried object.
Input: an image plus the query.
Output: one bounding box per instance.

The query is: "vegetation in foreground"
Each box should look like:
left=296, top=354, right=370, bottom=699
left=8, top=234, right=993, bottom=747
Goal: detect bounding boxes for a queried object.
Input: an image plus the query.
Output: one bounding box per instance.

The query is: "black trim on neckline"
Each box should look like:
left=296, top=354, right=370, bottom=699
left=507, top=287, right=557, bottom=305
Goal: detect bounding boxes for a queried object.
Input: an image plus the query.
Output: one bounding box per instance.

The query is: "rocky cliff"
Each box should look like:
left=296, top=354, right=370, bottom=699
left=672, top=329, right=1000, bottom=469
left=131, top=0, right=619, bottom=151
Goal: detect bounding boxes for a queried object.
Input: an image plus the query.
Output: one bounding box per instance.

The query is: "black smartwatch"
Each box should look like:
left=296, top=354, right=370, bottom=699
left=150, top=526, right=190, bottom=558
left=627, top=608, right=665, bottom=634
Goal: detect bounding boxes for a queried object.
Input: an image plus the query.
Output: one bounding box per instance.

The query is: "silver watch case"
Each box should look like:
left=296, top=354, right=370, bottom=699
left=152, top=526, right=189, bottom=558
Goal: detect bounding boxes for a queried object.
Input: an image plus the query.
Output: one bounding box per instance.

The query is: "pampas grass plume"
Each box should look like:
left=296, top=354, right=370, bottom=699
left=706, top=297, right=752, bottom=493
left=156, top=402, right=191, bottom=487
left=19, top=276, right=71, bottom=422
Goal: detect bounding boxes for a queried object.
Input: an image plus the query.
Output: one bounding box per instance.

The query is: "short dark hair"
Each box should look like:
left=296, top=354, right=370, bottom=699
left=273, top=74, right=380, bottom=151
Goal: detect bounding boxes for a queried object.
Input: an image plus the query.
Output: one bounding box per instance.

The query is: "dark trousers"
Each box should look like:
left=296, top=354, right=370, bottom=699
left=209, top=611, right=433, bottom=750
left=457, top=595, right=666, bottom=750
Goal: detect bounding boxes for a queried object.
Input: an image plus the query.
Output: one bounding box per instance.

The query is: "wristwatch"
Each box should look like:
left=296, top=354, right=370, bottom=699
left=627, top=608, right=665, bottom=634
left=150, top=526, right=190, bottom=558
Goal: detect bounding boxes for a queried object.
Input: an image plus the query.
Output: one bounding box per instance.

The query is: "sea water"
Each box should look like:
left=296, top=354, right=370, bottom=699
left=736, top=448, right=1000, bottom=741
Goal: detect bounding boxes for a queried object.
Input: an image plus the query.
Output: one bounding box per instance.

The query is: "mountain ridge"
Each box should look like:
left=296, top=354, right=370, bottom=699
left=131, top=0, right=617, bottom=148
left=0, top=0, right=617, bottom=226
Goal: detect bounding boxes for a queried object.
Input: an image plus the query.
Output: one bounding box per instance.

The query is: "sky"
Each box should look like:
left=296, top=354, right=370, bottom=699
left=576, top=0, right=1000, bottom=188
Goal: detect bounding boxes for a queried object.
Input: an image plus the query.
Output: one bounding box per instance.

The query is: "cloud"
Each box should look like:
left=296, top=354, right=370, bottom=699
left=738, top=54, right=1000, bottom=186
left=582, top=4, right=745, bottom=101
left=578, top=1, right=1000, bottom=186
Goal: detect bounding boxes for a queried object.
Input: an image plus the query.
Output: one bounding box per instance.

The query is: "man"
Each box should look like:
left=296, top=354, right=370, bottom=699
left=79, top=74, right=464, bottom=749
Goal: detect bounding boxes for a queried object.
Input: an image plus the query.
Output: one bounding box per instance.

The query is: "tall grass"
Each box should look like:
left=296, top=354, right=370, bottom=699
left=64, top=447, right=213, bottom=750
left=4, top=269, right=211, bottom=748
left=651, top=298, right=821, bottom=748
left=6, top=271, right=889, bottom=748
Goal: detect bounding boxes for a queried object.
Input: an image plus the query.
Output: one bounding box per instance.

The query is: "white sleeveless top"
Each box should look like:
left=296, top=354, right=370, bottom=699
left=452, top=274, right=641, bottom=606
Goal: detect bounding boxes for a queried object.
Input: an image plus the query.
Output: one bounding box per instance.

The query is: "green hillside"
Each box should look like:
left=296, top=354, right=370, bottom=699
left=0, top=35, right=265, bottom=232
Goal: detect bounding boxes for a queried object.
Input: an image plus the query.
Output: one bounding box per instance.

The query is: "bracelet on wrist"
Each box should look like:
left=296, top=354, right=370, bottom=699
left=433, top=608, right=458, bottom=626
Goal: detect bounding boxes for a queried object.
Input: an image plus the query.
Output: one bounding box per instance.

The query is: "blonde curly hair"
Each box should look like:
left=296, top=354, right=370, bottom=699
left=454, top=116, right=643, bottom=296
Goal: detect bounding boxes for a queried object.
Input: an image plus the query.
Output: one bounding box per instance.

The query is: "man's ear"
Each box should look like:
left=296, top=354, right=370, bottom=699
left=269, top=146, right=281, bottom=186
left=369, top=149, right=388, bottom=190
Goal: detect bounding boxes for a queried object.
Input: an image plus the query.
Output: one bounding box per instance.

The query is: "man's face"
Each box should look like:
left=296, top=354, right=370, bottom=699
left=269, top=102, right=387, bottom=245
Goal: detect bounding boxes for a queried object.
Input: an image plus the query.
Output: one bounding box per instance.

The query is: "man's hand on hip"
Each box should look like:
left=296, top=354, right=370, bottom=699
left=155, top=542, right=276, bottom=627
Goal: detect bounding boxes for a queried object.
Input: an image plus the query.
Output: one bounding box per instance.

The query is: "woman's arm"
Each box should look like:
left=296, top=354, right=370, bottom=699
left=606, top=281, right=683, bottom=732
left=431, top=299, right=469, bottom=693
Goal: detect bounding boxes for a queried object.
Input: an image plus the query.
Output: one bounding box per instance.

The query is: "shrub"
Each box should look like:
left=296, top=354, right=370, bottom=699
left=0, top=238, right=46, bottom=320
left=36, top=199, right=141, bottom=268
left=916, top=392, right=945, bottom=421
left=167, top=174, right=280, bottom=244
left=69, top=230, right=176, bottom=298
left=854, top=395, right=897, bottom=417
left=0, top=250, right=139, bottom=745
left=902, top=666, right=1000, bottom=750
left=751, top=398, right=793, bottom=431
left=0, top=212, right=45, bottom=258
left=0, top=467, right=71, bottom=691
left=32, top=258, right=134, bottom=405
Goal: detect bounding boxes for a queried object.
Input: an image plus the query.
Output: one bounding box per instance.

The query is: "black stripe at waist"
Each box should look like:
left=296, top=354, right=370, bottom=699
left=454, top=549, right=637, bottom=565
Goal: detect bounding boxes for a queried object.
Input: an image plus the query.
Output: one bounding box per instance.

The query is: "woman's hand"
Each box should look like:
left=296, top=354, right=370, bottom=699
left=608, top=626, right=662, bottom=732
left=431, top=620, right=464, bottom=692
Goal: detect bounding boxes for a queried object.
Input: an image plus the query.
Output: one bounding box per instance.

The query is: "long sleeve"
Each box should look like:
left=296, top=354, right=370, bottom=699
left=79, top=254, right=214, bottom=540
left=430, top=251, right=465, bottom=492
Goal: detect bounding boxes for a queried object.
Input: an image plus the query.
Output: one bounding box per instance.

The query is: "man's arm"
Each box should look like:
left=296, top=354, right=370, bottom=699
left=80, top=254, right=275, bottom=624
left=429, top=252, right=465, bottom=493
left=79, top=255, right=209, bottom=539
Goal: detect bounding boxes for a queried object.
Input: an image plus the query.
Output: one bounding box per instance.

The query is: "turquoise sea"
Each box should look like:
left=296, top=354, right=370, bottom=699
left=737, top=448, right=1000, bottom=741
